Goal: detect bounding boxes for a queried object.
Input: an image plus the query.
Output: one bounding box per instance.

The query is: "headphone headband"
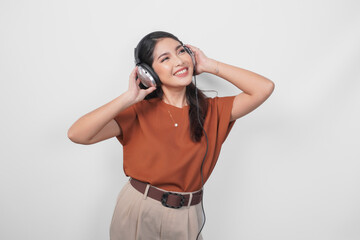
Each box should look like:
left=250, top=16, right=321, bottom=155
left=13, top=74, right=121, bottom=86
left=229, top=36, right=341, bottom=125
left=134, top=47, right=140, bottom=65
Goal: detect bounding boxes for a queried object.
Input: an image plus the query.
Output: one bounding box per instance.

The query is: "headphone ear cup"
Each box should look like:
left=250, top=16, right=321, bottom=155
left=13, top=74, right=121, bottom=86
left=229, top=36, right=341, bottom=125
left=184, top=46, right=196, bottom=74
left=136, top=63, right=160, bottom=88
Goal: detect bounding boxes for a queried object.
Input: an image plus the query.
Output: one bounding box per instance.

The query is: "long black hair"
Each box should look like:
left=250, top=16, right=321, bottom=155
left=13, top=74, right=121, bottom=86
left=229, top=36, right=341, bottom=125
left=135, top=31, right=208, bottom=142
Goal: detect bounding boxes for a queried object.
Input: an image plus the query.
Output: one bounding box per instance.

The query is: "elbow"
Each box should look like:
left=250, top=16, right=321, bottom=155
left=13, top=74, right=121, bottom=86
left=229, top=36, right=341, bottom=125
left=268, top=80, right=275, bottom=95
left=67, top=128, right=92, bottom=145
left=253, top=79, right=275, bottom=102
left=67, top=128, right=79, bottom=143
left=263, top=79, right=275, bottom=98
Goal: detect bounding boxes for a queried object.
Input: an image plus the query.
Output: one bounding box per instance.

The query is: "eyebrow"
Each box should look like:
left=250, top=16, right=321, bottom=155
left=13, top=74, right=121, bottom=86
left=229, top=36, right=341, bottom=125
left=157, top=44, right=183, bottom=60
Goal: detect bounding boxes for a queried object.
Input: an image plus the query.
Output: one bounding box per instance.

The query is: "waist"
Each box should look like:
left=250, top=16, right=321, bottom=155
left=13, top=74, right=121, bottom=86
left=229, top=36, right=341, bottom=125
left=130, top=178, right=203, bottom=209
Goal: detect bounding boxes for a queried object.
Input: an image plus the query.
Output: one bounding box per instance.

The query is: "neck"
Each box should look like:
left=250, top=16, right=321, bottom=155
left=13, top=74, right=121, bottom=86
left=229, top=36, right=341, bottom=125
left=161, top=87, right=187, bottom=108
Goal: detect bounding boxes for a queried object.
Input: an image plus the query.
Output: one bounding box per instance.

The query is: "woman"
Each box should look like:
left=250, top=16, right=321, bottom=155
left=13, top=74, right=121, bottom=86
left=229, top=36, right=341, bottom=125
left=68, top=31, right=274, bottom=240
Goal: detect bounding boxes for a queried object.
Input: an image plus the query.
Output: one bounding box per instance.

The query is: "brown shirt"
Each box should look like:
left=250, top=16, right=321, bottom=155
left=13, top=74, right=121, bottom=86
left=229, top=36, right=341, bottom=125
left=114, top=96, right=236, bottom=192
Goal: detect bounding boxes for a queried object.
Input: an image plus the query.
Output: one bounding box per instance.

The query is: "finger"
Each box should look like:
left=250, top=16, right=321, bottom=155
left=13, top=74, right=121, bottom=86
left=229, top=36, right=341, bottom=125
left=185, top=44, right=196, bottom=53
left=186, top=44, right=201, bottom=53
left=135, top=77, right=141, bottom=85
left=130, top=66, right=138, bottom=78
left=145, top=87, right=156, bottom=94
left=185, top=44, right=196, bottom=49
left=138, top=86, right=156, bottom=99
left=129, top=66, right=138, bottom=86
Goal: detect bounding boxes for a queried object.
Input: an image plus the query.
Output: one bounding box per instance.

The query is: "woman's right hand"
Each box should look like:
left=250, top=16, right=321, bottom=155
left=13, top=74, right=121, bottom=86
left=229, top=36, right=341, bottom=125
left=125, top=66, right=156, bottom=103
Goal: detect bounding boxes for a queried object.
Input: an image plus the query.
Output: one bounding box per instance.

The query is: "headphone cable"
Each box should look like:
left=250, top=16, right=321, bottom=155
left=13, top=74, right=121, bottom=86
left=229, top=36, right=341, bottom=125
left=194, top=74, right=208, bottom=240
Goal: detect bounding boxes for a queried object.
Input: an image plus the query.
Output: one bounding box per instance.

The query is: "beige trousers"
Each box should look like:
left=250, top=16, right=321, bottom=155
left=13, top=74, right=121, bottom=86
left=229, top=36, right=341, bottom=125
left=109, top=180, right=204, bottom=240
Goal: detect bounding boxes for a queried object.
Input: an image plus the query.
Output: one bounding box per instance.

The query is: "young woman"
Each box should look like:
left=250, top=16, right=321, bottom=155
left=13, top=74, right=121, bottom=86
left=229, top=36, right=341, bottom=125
left=68, top=31, right=274, bottom=240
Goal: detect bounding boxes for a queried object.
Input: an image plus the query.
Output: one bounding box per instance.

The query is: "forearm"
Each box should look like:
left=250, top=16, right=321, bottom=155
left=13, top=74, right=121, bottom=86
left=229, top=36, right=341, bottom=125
left=205, top=58, right=274, bottom=96
left=67, top=92, right=134, bottom=143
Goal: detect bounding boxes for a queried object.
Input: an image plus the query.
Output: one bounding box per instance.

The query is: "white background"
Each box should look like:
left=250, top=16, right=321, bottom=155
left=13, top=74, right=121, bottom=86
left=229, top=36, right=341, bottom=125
left=1, top=0, right=359, bottom=239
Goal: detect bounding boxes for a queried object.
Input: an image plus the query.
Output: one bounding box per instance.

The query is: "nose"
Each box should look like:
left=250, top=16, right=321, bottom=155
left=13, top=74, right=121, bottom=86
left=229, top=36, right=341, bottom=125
left=174, top=55, right=184, bottom=66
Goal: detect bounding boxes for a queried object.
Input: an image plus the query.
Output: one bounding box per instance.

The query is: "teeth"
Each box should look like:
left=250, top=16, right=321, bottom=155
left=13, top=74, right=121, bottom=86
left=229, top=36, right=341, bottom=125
left=174, top=69, right=187, bottom=76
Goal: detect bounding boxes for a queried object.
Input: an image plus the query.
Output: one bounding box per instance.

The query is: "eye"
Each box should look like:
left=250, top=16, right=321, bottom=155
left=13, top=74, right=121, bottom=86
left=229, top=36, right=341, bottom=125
left=160, top=57, right=169, bottom=63
left=179, top=48, right=186, bottom=54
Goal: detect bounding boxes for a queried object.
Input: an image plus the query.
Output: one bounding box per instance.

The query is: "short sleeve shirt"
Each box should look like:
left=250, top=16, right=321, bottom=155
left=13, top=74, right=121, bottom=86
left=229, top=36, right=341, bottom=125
left=114, top=96, right=236, bottom=192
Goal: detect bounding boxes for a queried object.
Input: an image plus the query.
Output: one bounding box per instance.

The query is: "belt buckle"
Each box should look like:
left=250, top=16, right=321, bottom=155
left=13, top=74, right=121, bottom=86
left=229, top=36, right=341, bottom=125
left=161, top=192, right=185, bottom=209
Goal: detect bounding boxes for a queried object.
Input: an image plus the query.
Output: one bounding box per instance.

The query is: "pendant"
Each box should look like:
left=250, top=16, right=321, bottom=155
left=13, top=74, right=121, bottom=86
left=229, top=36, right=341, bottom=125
left=167, top=110, right=179, bottom=128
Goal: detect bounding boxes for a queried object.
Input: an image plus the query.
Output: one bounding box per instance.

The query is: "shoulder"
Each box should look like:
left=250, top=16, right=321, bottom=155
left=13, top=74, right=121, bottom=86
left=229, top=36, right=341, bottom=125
left=206, top=96, right=236, bottom=108
left=133, top=97, right=162, bottom=110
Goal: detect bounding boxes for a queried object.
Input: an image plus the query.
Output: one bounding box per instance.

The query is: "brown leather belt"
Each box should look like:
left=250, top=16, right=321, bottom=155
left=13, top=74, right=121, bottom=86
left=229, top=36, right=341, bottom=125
left=130, top=178, right=203, bottom=209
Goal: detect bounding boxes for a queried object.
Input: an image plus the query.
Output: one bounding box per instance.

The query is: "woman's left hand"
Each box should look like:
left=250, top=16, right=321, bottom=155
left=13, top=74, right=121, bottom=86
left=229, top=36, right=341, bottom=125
left=185, top=44, right=217, bottom=75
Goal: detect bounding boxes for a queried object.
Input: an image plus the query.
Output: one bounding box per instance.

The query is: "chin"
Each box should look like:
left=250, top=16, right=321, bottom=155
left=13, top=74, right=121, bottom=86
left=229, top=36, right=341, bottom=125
left=167, top=75, right=192, bottom=88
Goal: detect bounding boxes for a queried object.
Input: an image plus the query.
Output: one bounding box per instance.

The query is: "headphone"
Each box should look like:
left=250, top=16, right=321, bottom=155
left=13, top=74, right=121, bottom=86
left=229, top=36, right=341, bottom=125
left=134, top=43, right=196, bottom=88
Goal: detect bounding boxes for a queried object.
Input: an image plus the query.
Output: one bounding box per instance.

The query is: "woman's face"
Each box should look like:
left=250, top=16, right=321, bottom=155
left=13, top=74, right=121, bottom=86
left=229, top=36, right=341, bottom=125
left=152, top=38, right=194, bottom=90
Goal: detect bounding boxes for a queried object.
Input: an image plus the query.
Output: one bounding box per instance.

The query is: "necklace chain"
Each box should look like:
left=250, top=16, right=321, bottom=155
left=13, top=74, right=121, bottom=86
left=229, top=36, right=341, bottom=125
left=167, top=110, right=178, bottom=127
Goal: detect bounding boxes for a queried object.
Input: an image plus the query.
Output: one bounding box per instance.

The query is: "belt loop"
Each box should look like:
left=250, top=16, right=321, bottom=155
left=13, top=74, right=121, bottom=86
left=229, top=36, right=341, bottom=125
left=143, top=184, right=150, bottom=200
left=187, top=192, right=193, bottom=208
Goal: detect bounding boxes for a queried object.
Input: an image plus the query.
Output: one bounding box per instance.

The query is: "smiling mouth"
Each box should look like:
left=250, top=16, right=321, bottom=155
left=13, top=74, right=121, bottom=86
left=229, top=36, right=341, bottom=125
left=174, top=68, right=188, bottom=76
